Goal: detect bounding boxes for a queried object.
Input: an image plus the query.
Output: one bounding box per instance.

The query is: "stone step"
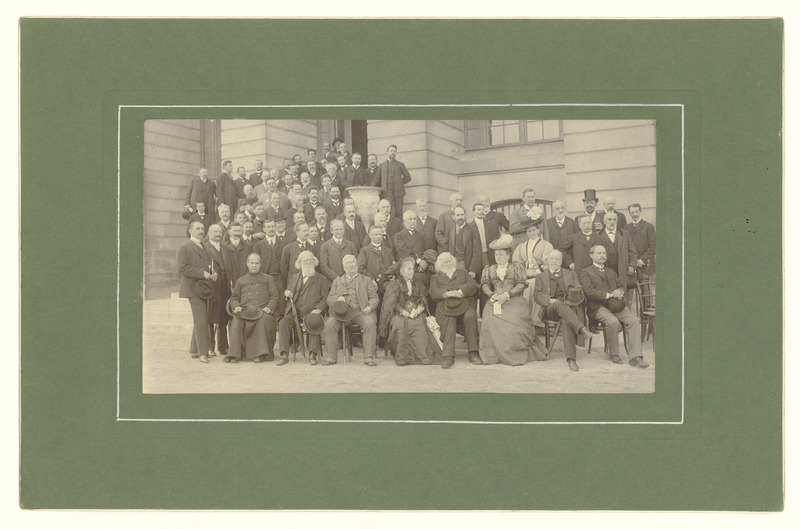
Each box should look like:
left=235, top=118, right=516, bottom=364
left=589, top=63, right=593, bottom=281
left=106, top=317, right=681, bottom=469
left=143, top=310, right=194, bottom=324
left=144, top=322, right=194, bottom=335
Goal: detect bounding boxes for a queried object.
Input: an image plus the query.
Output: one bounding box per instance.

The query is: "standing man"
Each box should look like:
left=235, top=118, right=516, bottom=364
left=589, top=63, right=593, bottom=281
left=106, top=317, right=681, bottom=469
left=319, top=219, right=357, bottom=282
left=509, top=188, right=550, bottom=248
left=435, top=193, right=463, bottom=253
left=203, top=224, right=231, bottom=359
left=184, top=167, right=217, bottom=224
left=599, top=211, right=638, bottom=306
left=378, top=199, right=403, bottom=237
left=625, top=203, right=656, bottom=281
left=366, top=153, right=380, bottom=185
left=534, top=250, right=593, bottom=372
left=363, top=213, right=395, bottom=259
left=188, top=202, right=213, bottom=236
left=394, top=209, right=426, bottom=265
left=428, top=252, right=480, bottom=369
left=580, top=189, right=604, bottom=234
left=544, top=199, right=578, bottom=264
left=564, top=214, right=602, bottom=272
left=579, top=245, right=647, bottom=368
left=341, top=203, right=366, bottom=254
left=248, top=159, right=265, bottom=188
left=323, top=254, right=380, bottom=366
left=324, top=185, right=344, bottom=219
left=372, top=144, right=412, bottom=217
left=215, top=204, right=232, bottom=237
left=281, top=222, right=315, bottom=284
left=470, top=201, right=504, bottom=270
left=233, top=166, right=249, bottom=201
left=221, top=221, right=251, bottom=287
left=344, top=152, right=370, bottom=191
left=596, top=196, right=628, bottom=231
left=445, top=205, right=482, bottom=279
left=414, top=198, right=438, bottom=252
left=253, top=219, right=286, bottom=316
left=218, top=160, right=238, bottom=214
left=358, top=224, right=396, bottom=290
left=313, top=206, right=332, bottom=243
left=325, top=161, right=344, bottom=196
left=177, top=221, right=216, bottom=363
left=480, top=195, right=510, bottom=236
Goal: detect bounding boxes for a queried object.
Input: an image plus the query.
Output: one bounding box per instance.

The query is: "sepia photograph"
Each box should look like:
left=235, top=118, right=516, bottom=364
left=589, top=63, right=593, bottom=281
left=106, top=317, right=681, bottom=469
left=142, top=118, right=658, bottom=394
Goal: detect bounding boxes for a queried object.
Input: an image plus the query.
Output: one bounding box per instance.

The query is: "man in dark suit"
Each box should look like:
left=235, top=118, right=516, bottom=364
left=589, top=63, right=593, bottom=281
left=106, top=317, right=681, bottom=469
left=253, top=218, right=286, bottom=316
left=177, top=221, right=216, bottom=363
left=221, top=222, right=252, bottom=287
left=341, top=203, right=366, bottom=254
left=214, top=204, right=232, bottom=236
left=277, top=250, right=330, bottom=366
left=248, top=159, right=266, bottom=188
left=544, top=200, right=578, bottom=264
left=580, top=189, right=604, bottom=234
left=187, top=202, right=213, bottom=237
left=579, top=245, right=646, bottom=368
left=470, top=201, right=506, bottom=269
left=363, top=213, right=396, bottom=260
left=366, top=153, right=380, bottom=185
left=479, top=195, right=510, bottom=252
left=184, top=167, right=217, bottom=224
left=342, top=152, right=371, bottom=193
left=625, top=202, right=656, bottom=280
left=203, top=224, right=231, bottom=359
left=313, top=206, right=332, bottom=244
left=598, top=211, right=638, bottom=304
left=596, top=195, right=628, bottom=232
left=441, top=206, right=482, bottom=279
left=394, top=209, right=426, bottom=264
left=327, top=160, right=345, bottom=195
left=324, top=185, right=345, bottom=220
left=414, top=198, right=438, bottom=252
left=534, top=249, right=593, bottom=372
left=358, top=224, right=396, bottom=289
left=428, top=252, right=480, bottom=368
left=564, top=214, right=602, bottom=272
left=378, top=199, right=403, bottom=237
left=217, top=159, right=238, bottom=214
left=233, top=166, right=249, bottom=201
left=371, top=144, right=411, bottom=217
left=435, top=193, right=463, bottom=253
left=319, top=219, right=357, bottom=282
left=280, top=222, right=315, bottom=284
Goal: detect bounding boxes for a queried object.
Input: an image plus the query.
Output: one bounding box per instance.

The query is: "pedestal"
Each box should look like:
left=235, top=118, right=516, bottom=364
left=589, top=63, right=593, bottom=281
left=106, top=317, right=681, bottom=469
left=346, top=186, right=382, bottom=228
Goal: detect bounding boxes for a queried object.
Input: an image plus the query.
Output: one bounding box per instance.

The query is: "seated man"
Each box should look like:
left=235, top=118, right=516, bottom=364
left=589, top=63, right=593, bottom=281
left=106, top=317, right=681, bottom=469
left=323, top=254, right=380, bottom=366
left=578, top=245, right=647, bottom=368
left=428, top=252, right=480, bottom=369
left=533, top=250, right=594, bottom=372
left=227, top=253, right=279, bottom=363
left=277, top=250, right=330, bottom=366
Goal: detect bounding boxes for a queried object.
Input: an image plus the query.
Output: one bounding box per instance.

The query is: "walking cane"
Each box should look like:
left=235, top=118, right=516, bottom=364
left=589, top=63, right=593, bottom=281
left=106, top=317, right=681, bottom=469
left=288, top=294, right=307, bottom=361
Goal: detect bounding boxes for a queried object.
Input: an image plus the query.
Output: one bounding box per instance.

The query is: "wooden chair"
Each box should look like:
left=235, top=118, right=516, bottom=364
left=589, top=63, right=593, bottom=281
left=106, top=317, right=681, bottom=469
left=543, top=303, right=594, bottom=360
left=287, top=319, right=309, bottom=362
left=342, top=323, right=361, bottom=363
left=636, top=280, right=656, bottom=351
left=588, top=318, right=628, bottom=360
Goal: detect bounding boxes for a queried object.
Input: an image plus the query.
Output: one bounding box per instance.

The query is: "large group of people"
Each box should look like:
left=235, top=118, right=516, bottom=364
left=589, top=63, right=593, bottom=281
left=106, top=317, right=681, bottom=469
left=176, top=138, right=657, bottom=372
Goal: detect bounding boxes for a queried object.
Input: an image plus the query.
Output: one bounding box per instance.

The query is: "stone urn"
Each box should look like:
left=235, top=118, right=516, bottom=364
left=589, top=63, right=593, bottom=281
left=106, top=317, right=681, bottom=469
left=346, top=186, right=382, bottom=228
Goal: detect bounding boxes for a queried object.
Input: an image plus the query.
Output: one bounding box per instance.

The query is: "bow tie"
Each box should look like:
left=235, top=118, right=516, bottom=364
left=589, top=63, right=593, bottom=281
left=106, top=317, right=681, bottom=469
left=551, top=271, right=560, bottom=277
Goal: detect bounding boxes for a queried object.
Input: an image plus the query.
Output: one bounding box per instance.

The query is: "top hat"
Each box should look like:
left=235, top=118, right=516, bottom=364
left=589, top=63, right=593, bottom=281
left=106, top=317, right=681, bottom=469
left=606, top=298, right=626, bottom=313
left=519, top=217, right=544, bottom=230
left=192, top=279, right=214, bottom=300
left=303, top=312, right=325, bottom=335
left=582, top=189, right=599, bottom=203
left=330, top=300, right=354, bottom=322
left=238, top=305, right=264, bottom=321
left=488, top=233, right=514, bottom=251
left=564, top=286, right=585, bottom=307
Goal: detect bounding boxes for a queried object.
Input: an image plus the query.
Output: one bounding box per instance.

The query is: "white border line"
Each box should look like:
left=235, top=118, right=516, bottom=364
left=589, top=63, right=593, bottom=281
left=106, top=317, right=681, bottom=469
left=118, top=103, right=684, bottom=425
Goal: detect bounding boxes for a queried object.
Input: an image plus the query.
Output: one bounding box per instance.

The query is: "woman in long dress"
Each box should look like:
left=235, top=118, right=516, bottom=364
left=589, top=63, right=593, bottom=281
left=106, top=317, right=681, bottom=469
left=479, top=234, right=548, bottom=365
left=510, top=217, right=554, bottom=328
left=379, top=257, right=443, bottom=365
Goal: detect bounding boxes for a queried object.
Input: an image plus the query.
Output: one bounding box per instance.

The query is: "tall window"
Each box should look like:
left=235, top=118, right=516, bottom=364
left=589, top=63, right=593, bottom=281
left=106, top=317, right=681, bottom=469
left=465, top=120, right=562, bottom=150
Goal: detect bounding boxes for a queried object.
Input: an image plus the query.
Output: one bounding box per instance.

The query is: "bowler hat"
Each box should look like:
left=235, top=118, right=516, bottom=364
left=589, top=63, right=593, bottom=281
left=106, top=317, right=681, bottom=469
left=606, top=298, right=626, bottom=313
left=439, top=297, right=469, bottom=317
left=238, top=305, right=264, bottom=321
left=181, top=209, right=192, bottom=220
left=422, top=249, right=438, bottom=265
left=330, top=300, right=354, bottom=322
left=565, top=286, right=585, bottom=307
left=303, top=312, right=325, bottom=335
left=582, top=189, right=599, bottom=202
left=519, top=217, right=544, bottom=230
left=193, top=279, right=214, bottom=300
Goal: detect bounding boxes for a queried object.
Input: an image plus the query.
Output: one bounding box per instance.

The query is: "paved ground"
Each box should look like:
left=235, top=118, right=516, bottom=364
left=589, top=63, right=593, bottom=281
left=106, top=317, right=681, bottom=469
left=143, top=298, right=655, bottom=394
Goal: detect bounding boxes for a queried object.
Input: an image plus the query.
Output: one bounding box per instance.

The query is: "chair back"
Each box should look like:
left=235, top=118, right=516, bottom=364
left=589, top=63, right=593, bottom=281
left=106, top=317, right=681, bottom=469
left=636, top=280, right=656, bottom=318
